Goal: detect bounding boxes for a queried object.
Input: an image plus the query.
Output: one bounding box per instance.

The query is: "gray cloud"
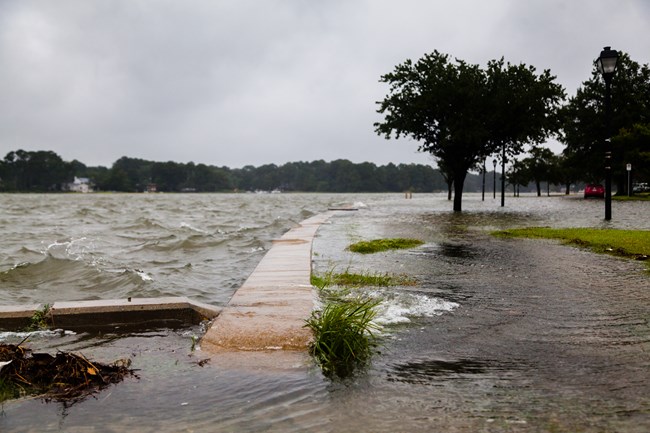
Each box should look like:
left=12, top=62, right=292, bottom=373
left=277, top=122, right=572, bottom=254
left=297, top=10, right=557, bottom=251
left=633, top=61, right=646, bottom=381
left=1, top=0, right=648, bottom=168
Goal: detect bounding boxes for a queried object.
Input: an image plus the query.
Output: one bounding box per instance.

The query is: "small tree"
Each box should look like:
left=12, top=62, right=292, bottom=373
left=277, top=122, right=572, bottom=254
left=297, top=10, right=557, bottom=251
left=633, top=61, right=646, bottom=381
left=518, top=147, right=557, bottom=196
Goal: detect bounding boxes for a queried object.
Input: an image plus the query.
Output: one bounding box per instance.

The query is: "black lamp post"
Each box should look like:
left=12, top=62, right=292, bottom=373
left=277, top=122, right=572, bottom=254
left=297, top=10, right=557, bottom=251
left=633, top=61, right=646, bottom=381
left=597, top=46, right=619, bottom=221
left=482, top=159, right=486, bottom=201
left=492, top=159, right=497, bottom=199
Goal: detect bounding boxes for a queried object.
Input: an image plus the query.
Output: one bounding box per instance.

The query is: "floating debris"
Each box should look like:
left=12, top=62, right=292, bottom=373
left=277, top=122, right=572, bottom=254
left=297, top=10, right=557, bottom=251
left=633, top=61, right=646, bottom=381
left=0, top=343, right=135, bottom=404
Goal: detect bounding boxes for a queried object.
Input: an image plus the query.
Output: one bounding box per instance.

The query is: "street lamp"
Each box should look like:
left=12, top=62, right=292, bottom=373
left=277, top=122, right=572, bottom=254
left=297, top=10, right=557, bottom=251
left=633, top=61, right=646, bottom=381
left=482, top=159, right=486, bottom=201
left=492, top=159, right=497, bottom=199
left=626, top=163, right=632, bottom=197
left=597, top=46, right=619, bottom=221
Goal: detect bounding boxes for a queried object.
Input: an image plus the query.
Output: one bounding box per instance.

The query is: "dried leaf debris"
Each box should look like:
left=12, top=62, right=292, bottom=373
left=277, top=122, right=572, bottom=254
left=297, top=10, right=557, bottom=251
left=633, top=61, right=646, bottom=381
left=0, top=343, right=135, bottom=404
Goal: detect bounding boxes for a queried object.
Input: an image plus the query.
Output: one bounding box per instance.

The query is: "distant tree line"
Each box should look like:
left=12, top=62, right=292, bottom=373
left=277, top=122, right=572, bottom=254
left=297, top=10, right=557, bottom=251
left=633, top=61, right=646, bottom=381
left=0, top=148, right=625, bottom=195
left=0, top=150, right=73, bottom=192
left=1, top=150, right=486, bottom=193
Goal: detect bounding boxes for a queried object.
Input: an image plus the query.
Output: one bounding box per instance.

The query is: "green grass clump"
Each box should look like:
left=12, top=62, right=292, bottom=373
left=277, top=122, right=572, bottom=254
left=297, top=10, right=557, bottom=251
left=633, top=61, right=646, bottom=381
left=348, top=238, right=424, bottom=254
left=27, top=304, right=52, bottom=331
left=493, top=227, right=650, bottom=266
left=305, top=297, right=381, bottom=378
left=0, top=378, right=19, bottom=403
left=311, top=269, right=416, bottom=290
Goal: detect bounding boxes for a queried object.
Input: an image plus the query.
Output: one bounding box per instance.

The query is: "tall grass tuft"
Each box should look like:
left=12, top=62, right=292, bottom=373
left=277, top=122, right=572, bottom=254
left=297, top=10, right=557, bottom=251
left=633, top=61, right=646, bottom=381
left=305, top=297, right=381, bottom=378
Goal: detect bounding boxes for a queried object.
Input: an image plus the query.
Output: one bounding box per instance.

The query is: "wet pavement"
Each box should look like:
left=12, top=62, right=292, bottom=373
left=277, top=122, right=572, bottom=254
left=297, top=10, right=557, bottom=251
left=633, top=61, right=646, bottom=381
left=312, top=204, right=650, bottom=432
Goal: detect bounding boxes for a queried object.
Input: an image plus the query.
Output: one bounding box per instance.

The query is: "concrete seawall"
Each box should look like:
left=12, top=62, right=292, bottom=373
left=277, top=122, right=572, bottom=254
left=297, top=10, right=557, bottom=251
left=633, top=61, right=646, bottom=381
left=0, top=297, right=220, bottom=331
left=200, top=211, right=336, bottom=354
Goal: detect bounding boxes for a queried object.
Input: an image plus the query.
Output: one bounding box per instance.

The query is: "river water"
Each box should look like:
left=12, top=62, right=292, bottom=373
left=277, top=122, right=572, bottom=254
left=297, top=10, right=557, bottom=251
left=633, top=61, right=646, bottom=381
left=1, top=192, right=649, bottom=432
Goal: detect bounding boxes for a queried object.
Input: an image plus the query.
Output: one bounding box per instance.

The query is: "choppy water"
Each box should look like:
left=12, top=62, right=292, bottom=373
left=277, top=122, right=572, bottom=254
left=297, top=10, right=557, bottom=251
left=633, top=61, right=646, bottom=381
left=0, top=193, right=354, bottom=306
left=1, top=192, right=649, bottom=432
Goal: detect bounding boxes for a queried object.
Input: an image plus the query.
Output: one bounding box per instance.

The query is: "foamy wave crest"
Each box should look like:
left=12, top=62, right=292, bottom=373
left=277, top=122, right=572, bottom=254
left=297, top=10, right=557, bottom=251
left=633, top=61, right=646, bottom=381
left=0, top=329, right=76, bottom=341
left=179, top=222, right=208, bottom=234
left=134, top=269, right=153, bottom=281
left=43, top=237, right=93, bottom=261
left=372, top=291, right=458, bottom=325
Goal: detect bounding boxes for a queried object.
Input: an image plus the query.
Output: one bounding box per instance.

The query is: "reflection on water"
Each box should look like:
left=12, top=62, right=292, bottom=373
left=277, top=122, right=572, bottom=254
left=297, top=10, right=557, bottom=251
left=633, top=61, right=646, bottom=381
left=1, top=193, right=649, bottom=432
left=388, top=358, right=490, bottom=382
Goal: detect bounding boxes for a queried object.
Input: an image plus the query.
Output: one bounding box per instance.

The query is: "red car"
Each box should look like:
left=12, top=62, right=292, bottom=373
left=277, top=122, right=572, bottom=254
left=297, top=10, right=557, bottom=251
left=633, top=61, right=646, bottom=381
left=584, top=184, right=605, bottom=198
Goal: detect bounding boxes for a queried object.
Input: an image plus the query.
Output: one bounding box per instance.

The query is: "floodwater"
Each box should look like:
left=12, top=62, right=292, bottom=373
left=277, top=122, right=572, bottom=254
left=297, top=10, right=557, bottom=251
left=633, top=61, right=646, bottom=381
left=1, top=193, right=649, bottom=432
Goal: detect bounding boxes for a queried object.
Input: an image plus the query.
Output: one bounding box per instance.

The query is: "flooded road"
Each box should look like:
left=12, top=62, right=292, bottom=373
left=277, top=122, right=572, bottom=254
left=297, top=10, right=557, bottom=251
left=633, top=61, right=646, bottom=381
left=1, top=193, right=649, bottom=432
left=312, top=196, right=650, bottom=432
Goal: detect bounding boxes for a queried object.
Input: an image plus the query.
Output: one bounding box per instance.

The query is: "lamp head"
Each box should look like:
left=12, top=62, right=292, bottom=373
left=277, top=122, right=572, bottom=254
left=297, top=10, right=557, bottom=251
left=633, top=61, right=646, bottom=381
left=597, top=46, right=619, bottom=77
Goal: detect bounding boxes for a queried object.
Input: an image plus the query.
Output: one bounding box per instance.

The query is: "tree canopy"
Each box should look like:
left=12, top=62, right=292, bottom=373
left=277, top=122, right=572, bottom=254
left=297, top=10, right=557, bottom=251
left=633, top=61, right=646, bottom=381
left=375, top=51, right=564, bottom=211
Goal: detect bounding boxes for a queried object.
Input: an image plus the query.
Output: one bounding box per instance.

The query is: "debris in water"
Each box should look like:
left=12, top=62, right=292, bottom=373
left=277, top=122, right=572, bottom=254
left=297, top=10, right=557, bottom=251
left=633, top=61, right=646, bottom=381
left=0, top=343, right=135, bottom=404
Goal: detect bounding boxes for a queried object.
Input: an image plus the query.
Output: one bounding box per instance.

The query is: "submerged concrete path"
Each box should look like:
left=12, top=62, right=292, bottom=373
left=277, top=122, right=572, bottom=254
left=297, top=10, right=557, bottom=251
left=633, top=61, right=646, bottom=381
left=200, top=211, right=337, bottom=354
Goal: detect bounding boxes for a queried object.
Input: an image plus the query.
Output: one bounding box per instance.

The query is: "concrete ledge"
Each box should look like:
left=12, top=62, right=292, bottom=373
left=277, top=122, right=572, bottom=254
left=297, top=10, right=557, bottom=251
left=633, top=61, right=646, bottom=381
left=0, top=297, right=221, bottom=332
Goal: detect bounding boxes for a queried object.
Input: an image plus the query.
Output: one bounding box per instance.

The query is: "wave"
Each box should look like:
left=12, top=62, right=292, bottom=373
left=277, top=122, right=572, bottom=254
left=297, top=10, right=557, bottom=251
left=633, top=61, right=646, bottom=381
left=0, top=255, right=158, bottom=304
left=369, top=290, right=459, bottom=326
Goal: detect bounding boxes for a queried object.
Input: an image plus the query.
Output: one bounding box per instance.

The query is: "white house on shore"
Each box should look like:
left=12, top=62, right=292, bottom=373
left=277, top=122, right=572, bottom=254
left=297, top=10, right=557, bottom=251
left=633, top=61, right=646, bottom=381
left=67, top=177, right=93, bottom=193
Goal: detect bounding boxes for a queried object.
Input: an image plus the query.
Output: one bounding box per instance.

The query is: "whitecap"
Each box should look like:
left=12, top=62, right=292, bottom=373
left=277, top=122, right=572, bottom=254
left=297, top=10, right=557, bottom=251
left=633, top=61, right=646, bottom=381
left=0, top=329, right=76, bottom=341
left=135, top=270, right=153, bottom=281
left=372, top=291, right=458, bottom=326
left=180, top=222, right=208, bottom=234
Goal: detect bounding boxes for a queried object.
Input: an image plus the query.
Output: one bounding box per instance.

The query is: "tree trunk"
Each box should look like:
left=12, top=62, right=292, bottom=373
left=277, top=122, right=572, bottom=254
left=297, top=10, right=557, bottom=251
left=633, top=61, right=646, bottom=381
left=447, top=182, right=452, bottom=201
left=452, top=172, right=467, bottom=212
left=565, top=183, right=570, bottom=195
left=536, top=180, right=541, bottom=196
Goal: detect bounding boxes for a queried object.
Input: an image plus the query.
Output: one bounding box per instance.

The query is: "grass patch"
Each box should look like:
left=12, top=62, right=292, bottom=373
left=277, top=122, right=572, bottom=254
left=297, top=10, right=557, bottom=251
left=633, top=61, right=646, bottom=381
left=493, top=227, right=650, bottom=266
left=27, top=304, right=52, bottom=331
left=613, top=193, right=650, bottom=201
left=305, top=297, right=381, bottom=378
left=347, top=238, right=424, bottom=254
left=311, top=269, right=416, bottom=290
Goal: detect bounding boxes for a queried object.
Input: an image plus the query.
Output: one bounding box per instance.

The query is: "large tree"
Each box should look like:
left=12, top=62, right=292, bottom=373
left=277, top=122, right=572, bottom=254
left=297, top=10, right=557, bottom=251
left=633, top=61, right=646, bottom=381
left=374, top=51, right=490, bottom=211
left=375, top=51, right=564, bottom=211
left=562, top=53, right=650, bottom=191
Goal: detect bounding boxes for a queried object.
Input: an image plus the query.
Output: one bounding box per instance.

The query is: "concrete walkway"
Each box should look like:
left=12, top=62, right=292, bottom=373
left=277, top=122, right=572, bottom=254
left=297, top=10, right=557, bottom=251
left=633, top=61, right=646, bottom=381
left=200, top=211, right=337, bottom=354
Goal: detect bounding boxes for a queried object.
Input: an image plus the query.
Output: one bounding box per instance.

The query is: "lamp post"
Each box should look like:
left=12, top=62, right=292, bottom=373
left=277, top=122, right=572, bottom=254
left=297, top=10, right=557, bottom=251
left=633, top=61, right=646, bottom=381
left=627, top=163, right=632, bottom=196
left=597, top=46, right=619, bottom=221
left=501, top=147, right=506, bottom=207
left=492, top=159, right=497, bottom=199
left=482, top=159, right=486, bottom=201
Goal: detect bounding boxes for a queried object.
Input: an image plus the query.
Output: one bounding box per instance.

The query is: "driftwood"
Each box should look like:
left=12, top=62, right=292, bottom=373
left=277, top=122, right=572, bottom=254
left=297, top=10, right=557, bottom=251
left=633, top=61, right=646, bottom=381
left=0, top=342, right=134, bottom=404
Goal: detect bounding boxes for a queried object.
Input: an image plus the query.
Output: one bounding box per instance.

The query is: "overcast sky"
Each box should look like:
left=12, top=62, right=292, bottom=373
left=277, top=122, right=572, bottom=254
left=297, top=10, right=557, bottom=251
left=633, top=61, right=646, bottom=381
left=1, top=1, right=649, bottom=168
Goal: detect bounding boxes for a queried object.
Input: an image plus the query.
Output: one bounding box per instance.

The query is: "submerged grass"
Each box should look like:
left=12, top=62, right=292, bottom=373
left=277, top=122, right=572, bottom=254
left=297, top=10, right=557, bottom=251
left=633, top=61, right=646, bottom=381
left=493, top=227, right=650, bottom=268
left=613, top=192, right=650, bottom=201
left=305, top=297, right=381, bottom=378
left=311, top=269, right=416, bottom=290
left=308, top=267, right=401, bottom=377
left=347, top=238, right=424, bottom=254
